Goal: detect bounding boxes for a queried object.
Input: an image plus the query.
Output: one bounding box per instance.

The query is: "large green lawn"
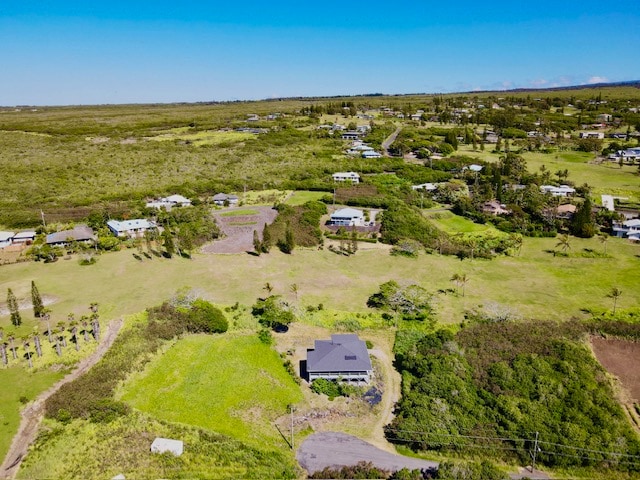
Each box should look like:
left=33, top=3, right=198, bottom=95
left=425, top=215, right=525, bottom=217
left=118, top=334, right=302, bottom=448
left=0, top=368, right=64, bottom=461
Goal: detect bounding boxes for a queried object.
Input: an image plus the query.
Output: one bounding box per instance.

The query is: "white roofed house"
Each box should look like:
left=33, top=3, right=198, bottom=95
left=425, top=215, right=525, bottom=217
left=332, top=172, right=360, bottom=184
left=306, top=334, right=373, bottom=383
left=12, top=231, right=36, bottom=245
left=329, top=208, right=365, bottom=227
left=613, top=219, right=640, bottom=240
left=361, top=150, right=382, bottom=159
left=0, top=231, right=15, bottom=249
left=212, top=193, right=239, bottom=206
left=540, top=185, right=576, bottom=197
left=107, top=219, right=156, bottom=238
left=146, top=194, right=192, bottom=210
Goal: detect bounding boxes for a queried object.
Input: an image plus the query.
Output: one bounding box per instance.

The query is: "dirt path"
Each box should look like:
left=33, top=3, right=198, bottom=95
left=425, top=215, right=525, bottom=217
left=381, top=126, right=402, bottom=156
left=0, top=318, right=124, bottom=479
left=368, top=347, right=401, bottom=452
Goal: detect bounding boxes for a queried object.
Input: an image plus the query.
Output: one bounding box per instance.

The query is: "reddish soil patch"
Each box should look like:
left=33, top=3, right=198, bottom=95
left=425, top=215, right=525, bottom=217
left=201, top=206, right=278, bottom=254
left=591, top=336, right=640, bottom=401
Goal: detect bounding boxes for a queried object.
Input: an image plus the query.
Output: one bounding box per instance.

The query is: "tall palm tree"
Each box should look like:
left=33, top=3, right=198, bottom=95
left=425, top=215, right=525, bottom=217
left=290, top=283, right=299, bottom=302
left=80, top=315, right=91, bottom=343
left=608, top=287, right=622, bottom=315
left=450, top=273, right=461, bottom=295
left=8, top=335, right=17, bottom=360
left=33, top=327, right=42, bottom=357
left=0, top=340, right=7, bottom=366
left=57, top=322, right=67, bottom=347
left=263, top=282, right=274, bottom=296
left=458, top=274, right=469, bottom=297
left=40, top=309, right=52, bottom=342
left=556, top=234, right=571, bottom=254
left=69, top=322, right=79, bottom=351
left=598, top=234, right=609, bottom=254
left=22, top=337, right=33, bottom=369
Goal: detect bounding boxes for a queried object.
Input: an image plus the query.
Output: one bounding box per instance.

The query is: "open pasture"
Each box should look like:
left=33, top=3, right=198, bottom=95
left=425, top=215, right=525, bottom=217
left=118, top=334, right=303, bottom=448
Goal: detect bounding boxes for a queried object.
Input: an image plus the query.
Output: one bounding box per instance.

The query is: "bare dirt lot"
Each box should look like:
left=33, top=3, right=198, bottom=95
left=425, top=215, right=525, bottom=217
left=591, top=336, right=640, bottom=401
left=201, top=206, right=278, bottom=254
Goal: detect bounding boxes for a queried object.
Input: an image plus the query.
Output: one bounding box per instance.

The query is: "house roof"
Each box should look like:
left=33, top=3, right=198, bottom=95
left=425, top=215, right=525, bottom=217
left=213, top=193, right=238, bottom=201
left=333, top=171, right=360, bottom=178
left=107, top=219, right=154, bottom=232
left=624, top=219, right=640, bottom=227
left=331, top=208, right=364, bottom=219
left=164, top=194, right=191, bottom=204
left=0, top=231, right=15, bottom=242
left=46, top=225, right=95, bottom=244
left=13, top=231, right=36, bottom=240
left=307, top=334, right=372, bottom=373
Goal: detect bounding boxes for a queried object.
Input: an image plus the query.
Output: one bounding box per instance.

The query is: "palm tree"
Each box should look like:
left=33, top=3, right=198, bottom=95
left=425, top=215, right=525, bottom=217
left=0, top=340, right=7, bottom=366
left=450, top=273, right=461, bottom=295
left=8, top=335, right=17, bottom=360
left=81, top=315, right=91, bottom=343
left=57, top=322, right=67, bottom=347
left=598, top=234, right=609, bottom=254
left=263, top=282, right=274, bottom=296
left=40, top=308, right=52, bottom=342
left=458, top=274, right=469, bottom=297
left=556, top=234, right=571, bottom=254
left=608, top=287, right=622, bottom=315
left=69, top=322, right=79, bottom=351
left=90, top=312, right=100, bottom=340
left=22, top=336, right=33, bottom=369
left=33, top=327, right=42, bottom=357
left=290, top=283, right=299, bottom=302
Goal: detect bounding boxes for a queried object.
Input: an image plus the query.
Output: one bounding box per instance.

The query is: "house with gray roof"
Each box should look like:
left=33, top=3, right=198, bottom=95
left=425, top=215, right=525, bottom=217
left=212, top=193, right=239, bottom=206
left=329, top=208, right=365, bottom=227
left=306, top=334, right=373, bottom=383
left=46, top=225, right=96, bottom=247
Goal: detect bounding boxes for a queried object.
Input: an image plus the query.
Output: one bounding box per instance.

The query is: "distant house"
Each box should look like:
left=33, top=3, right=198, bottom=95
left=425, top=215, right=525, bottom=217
left=332, top=172, right=360, bottom=184
left=361, top=150, right=382, bottom=159
left=329, top=208, right=365, bottom=227
left=12, top=231, right=36, bottom=245
left=579, top=132, right=604, bottom=139
left=146, top=194, right=192, bottom=210
left=246, top=114, right=260, bottom=122
left=107, top=219, right=155, bottom=238
left=613, top=219, right=640, bottom=240
left=306, top=334, right=373, bottom=383
left=341, top=131, right=361, bottom=140
left=412, top=183, right=438, bottom=192
left=481, top=200, right=510, bottom=216
left=544, top=203, right=577, bottom=220
left=151, top=438, right=184, bottom=457
left=0, top=231, right=14, bottom=249
left=46, top=225, right=96, bottom=247
left=212, top=193, right=239, bottom=206
left=540, top=185, right=576, bottom=197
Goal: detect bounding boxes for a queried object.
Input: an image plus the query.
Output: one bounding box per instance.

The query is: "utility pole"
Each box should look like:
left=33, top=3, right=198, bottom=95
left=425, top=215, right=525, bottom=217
left=289, top=405, right=295, bottom=450
left=40, top=209, right=46, bottom=227
left=530, top=431, right=539, bottom=472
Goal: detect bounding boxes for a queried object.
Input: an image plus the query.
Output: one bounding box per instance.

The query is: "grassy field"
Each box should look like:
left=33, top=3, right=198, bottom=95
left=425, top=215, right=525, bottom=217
left=118, top=333, right=303, bottom=448
left=285, top=190, right=328, bottom=206
left=146, top=128, right=255, bottom=146
left=219, top=208, right=260, bottom=216
left=0, top=367, right=64, bottom=460
left=425, top=210, right=502, bottom=234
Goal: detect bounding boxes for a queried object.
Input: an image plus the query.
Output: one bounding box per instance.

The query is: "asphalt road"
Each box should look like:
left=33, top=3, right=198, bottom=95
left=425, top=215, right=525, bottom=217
left=296, top=431, right=438, bottom=475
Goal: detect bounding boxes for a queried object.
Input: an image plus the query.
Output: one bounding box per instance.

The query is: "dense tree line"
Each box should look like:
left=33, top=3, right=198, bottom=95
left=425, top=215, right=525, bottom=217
left=387, top=321, right=640, bottom=471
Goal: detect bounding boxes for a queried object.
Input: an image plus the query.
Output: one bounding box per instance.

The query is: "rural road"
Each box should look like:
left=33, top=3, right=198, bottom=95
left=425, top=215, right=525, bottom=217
left=381, top=126, right=402, bottom=156
left=0, top=318, right=124, bottom=479
left=297, top=431, right=438, bottom=475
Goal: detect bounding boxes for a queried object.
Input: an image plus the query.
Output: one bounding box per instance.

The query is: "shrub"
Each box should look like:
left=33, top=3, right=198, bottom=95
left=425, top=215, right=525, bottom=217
left=88, top=399, right=130, bottom=423
left=187, top=299, right=228, bottom=333
left=258, top=328, right=274, bottom=345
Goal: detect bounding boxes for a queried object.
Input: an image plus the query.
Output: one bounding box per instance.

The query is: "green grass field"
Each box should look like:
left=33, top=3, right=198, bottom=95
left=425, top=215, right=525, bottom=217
left=425, top=210, right=502, bottom=234
left=0, top=367, right=64, bottom=460
left=284, top=190, right=328, bottom=205
left=146, top=129, right=255, bottom=146
left=118, top=333, right=302, bottom=448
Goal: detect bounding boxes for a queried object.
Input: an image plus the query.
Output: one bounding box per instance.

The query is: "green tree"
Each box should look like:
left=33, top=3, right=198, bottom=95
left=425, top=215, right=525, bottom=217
left=251, top=295, right=295, bottom=330
left=7, top=288, right=21, bottom=327
left=253, top=229, right=261, bottom=254
left=570, top=197, right=595, bottom=238
left=556, top=233, right=571, bottom=254
left=31, top=281, right=44, bottom=318
left=279, top=223, right=295, bottom=254
left=608, top=287, right=622, bottom=315
left=261, top=224, right=272, bottom=253
left=162, top=228, right=175, bottom=257
left=188, top=299, right=228, bottom=333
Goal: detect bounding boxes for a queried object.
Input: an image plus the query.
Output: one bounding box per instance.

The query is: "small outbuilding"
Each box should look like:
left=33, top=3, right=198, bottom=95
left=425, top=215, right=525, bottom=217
left=150, top=437, right=184, bottom=456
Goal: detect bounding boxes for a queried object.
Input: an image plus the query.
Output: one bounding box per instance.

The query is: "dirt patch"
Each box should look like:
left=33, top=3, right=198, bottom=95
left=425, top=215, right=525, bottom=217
left=591, top=336, right=640, bottom=401
left=201, top=206, right=278, bottom=254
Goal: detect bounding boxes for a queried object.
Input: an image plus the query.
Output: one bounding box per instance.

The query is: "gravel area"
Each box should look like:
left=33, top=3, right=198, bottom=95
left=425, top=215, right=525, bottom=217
left=296, top=431, right=438, bottom=475
left=201, top=206, right=278, bottom=254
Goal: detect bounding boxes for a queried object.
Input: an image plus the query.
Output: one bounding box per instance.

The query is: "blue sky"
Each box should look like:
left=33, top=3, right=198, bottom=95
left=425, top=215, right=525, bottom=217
left=1, top=1, right=639, bottom=105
